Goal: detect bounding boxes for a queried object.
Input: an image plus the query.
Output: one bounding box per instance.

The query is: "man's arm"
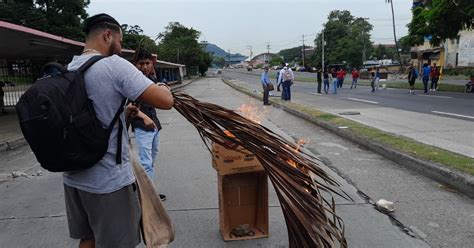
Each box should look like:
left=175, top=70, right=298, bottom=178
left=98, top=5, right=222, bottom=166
left=138, top=84, right=174, bottom=110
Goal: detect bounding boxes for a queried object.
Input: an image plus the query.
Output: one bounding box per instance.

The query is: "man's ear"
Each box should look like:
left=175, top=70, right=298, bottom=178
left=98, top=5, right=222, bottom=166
left=103, top=30, right=113, bottom=43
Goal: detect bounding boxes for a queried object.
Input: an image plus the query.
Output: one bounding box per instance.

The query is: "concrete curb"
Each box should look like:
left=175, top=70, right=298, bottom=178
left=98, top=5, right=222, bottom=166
left=221, top=78, right=474, bottom=198
left=0, top=77, right=202, bottom=153
left=0, top=136, right=28, bottom=153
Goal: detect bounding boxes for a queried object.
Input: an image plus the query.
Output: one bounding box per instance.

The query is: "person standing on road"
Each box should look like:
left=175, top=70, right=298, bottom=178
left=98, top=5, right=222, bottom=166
left=373, top=68, right=381, bottom=92
left=278, top=63, right=294, bottom=101
left=465, top=75, right=474, bottom=93
left=337, top=68, right=345, bottom=88
left=63, top=14, right=174, bottom=248
left=370, top=68, right=376, bottom=92
left=422, top=63, right=431, bottom=94
left=0, top=81, right=6, bottom=114
left=130, top=49, right=167, bottom=201
left=323, top=69, right=330, bottom=94
left=316, top=68, right=322, bottom=94
left=407, top=64, right=418, bottom=95
left=350, top=68, right=359, bottom=89
left=331, top=68, right=338, bottom=94
left=276, top=66, right=281, bottom=91
left=261, top=66, right=272, bottom=105
left=430, top=63, right=440, bottom=92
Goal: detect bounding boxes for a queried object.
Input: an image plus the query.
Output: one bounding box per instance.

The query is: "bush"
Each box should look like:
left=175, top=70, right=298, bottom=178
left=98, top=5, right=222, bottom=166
left=443, top=67, right=474, bottom=77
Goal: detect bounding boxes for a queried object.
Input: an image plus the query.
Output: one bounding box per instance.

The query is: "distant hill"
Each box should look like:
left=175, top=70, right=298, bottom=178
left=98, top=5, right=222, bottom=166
left=205, top=43, right=246, bottom=60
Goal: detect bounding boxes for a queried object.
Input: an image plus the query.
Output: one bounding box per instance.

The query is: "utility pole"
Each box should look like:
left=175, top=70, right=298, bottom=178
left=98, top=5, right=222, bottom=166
left=362, top=30, right=366, bottom=63
left=265, top=42, right=271, bottom=63
left=227, top=49, right=231, bottom=66
left=301, top=34, right=306, bottom=68
left=387, top=0, right=403, bottom=71
left=321, top=31, right=325, bottom=71
left=246, top=45, right=253, bottom=60
left=177, top=48, right=180, bottom=63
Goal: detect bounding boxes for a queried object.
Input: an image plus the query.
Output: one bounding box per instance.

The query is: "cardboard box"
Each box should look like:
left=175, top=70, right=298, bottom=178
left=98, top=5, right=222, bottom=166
left=218, top=172, right=269, bottom=241
left=212, top=142, right=264, bottom=175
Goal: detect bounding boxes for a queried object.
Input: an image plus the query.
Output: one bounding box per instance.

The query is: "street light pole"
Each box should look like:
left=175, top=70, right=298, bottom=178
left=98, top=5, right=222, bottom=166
left=321, top=31, right=325, bottom=71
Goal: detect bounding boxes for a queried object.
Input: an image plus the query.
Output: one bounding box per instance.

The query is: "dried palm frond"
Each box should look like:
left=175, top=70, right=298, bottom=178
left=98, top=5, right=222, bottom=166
left=172, top=92, right=350, bottom=248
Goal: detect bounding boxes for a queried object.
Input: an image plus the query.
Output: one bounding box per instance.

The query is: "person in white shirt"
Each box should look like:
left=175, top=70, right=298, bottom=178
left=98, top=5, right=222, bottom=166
left=277, top=63, right=295, bottom=101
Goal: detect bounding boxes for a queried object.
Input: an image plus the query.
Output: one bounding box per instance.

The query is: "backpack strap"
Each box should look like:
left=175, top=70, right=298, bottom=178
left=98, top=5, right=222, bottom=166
left=107, top=98, right=127, bottom=164
left=77, top=55, right=106, bottom=73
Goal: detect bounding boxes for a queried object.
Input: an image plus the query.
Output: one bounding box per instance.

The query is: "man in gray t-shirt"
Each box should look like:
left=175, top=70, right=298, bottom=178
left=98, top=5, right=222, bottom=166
left=62, top=14, right=173, bottom=248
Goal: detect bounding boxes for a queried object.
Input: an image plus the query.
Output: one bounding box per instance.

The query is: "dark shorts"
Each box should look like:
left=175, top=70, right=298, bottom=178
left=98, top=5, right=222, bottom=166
left=64, top=183, right=141, bottom=248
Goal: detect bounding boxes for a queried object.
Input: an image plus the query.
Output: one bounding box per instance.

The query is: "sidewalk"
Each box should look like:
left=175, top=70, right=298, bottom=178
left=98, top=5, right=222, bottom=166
left=0, top=77, right=435, bottom=247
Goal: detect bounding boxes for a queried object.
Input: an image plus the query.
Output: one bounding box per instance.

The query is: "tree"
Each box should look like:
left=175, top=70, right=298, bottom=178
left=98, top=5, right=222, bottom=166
left=408, top=0, right=474, bottom=46
left=212, top=56, right=226, bottom=68
left=121, top=24, right=159, bottom=54
left=157, top=22, right=212, bottom=75
left=278, top=46, right=303, bottom=63
left=269, top=56, right=284, bottom=66
left=311, top=10, right=373, bottom=68
left=372, top=44, right=396, bottom=60
left=198, top=52, right=213, bottom=76
left=0, top=0, right=90, bottom=41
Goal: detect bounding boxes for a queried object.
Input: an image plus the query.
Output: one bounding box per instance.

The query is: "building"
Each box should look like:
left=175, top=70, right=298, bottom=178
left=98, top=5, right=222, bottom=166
left=410, top=30, right=474, bottom=70
left=249, top=53, right=278, bottom=65
left=409, top=0, right=474, bottom=69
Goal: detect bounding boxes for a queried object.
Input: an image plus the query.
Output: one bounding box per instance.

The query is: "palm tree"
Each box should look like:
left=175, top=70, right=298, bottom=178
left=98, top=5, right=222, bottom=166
left=386, top=0, right=403, bottom=70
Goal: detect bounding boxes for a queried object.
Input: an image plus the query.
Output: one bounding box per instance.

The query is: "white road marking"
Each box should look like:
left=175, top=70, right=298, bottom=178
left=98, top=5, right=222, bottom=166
left=432, top=111, right=474, bottom=119
left=416, top=94, right=452, bottom=99
left=347, top=98, right=379, bottom=104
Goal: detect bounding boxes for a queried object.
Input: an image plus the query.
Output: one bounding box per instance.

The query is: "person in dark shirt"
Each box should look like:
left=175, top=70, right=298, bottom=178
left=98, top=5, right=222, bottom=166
left=316, top=68, right=322, bottom=94
left=323, top=69, right=330, bottom=94
left=131, top=49, right=167, bottom=201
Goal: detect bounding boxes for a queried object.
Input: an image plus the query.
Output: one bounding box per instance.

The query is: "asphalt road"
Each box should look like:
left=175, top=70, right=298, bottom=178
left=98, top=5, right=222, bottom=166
left=225, top=69, right=474, bottom=122
left=1, top=77, right=473, bottom=247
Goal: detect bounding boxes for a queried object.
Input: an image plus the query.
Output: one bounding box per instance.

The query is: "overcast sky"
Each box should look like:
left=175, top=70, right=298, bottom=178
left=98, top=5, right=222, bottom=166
left=87, top=0, right=413, bottom=56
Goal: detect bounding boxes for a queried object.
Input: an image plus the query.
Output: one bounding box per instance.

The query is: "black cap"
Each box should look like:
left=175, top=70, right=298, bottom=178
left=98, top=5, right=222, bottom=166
left=83, top=13, right=120, bottom=34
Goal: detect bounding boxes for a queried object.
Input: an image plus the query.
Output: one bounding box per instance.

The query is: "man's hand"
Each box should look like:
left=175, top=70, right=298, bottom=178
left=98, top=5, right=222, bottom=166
left=142, top=115, right=157, bottom=129
left=126, top=104, right=139, bottom=118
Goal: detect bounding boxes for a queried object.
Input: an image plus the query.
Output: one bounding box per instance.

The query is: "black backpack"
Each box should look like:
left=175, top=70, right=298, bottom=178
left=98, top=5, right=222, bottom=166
left=16, top=56, right=126, bottom=172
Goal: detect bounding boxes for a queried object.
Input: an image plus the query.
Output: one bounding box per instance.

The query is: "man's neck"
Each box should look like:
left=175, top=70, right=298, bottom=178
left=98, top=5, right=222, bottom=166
left=83, top=44, right=108, bottom=56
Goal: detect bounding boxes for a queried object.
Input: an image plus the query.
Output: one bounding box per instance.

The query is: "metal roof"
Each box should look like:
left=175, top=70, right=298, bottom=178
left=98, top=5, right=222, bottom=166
left=0, top=21, right=135, bottom=61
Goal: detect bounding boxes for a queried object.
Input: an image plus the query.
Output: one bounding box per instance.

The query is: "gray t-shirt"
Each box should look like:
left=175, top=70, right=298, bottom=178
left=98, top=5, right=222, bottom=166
left=63, top=53, right=153, bottom=194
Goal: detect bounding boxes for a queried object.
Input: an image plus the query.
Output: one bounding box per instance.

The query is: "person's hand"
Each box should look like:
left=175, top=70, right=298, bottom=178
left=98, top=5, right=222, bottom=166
left=126, top=104, right=139, bottom=118
left=142, top=115, right=157, bottom=129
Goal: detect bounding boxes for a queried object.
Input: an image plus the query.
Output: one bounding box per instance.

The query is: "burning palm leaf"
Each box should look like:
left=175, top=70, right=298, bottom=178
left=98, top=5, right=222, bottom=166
left=172, top=92, right=350, bottom=248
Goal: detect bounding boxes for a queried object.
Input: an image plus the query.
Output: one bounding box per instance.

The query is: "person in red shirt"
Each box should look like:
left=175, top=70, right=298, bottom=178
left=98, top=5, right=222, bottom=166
left=351, top=68, right=360, bottom=89
left=430, top=63, right=440, bottom=92
left=337, top=69, right=345, bottom=88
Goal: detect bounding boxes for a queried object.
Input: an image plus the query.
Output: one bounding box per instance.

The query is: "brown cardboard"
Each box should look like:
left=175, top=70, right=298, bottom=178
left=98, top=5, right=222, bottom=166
left=212, top=142, right=264, bottom=175
left=218, top=172, right=269, bottom=241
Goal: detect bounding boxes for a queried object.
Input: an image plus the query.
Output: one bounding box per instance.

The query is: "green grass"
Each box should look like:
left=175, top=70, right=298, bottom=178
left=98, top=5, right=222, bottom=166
left=222, top=78, right=474, bottom=175
left=285, top=100, right=474, bottom=175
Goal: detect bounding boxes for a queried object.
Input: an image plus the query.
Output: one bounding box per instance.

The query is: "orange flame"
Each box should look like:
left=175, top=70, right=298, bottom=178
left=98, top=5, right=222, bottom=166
left=285, top=137, right=310, bottom=169
left=287, top=159, right=297, bottom=168
left=223, top=130, right=235, bottom=138
left=236, top=103, right=269, bottom=124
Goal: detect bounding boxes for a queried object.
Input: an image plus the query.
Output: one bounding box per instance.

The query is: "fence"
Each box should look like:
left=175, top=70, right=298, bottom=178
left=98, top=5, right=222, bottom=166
left=0, top=60, right=40, bottom=107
